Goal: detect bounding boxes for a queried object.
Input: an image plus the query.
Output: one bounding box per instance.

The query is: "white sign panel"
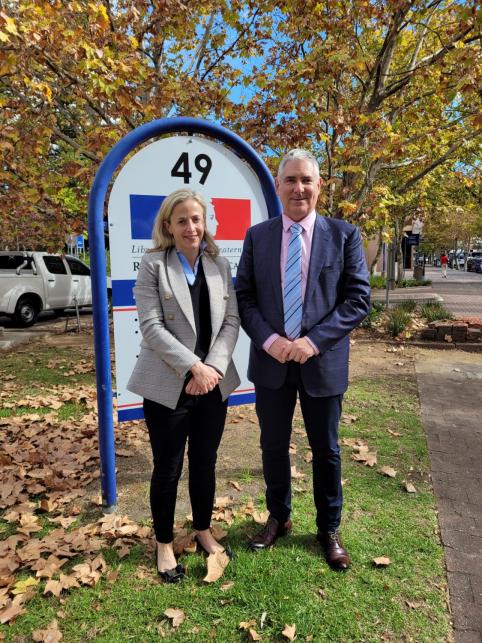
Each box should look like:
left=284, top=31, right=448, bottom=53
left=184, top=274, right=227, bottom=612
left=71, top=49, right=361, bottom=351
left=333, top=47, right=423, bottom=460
left=108, top=135, right=269, bottom=421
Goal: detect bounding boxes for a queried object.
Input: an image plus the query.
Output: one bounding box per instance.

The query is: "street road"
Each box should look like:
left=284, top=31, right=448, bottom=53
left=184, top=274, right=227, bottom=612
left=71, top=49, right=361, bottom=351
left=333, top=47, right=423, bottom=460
left=426, top=266, right=482, bottom=318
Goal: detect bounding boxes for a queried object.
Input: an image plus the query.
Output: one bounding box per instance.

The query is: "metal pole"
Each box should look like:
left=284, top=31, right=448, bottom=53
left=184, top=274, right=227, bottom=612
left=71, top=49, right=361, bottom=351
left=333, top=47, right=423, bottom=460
left=385, top=242, right=392, bottom=308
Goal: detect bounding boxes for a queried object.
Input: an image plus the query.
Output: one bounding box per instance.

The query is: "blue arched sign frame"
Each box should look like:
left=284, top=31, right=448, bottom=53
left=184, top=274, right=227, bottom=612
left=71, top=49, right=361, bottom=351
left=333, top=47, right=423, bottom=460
left=88, top=117, right=281, bottom=509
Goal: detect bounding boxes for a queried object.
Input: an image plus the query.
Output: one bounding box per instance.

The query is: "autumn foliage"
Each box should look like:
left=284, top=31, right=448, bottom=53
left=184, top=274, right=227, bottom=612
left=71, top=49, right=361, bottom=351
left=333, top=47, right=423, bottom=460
left=0, top=1, right=481, bottom=249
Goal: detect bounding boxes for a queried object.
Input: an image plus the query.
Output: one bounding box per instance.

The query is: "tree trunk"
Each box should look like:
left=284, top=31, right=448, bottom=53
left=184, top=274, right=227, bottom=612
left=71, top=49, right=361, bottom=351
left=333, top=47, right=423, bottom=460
left=369, top=229, right=383, bottom=275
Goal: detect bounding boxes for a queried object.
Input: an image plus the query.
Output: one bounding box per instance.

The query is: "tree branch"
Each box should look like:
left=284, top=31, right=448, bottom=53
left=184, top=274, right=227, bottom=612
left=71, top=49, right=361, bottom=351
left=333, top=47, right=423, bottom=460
left=190, top=12, right=215, bottom=76
left=52, top=127, right=101, bottom=162
left=200, top=8, right=260, bottom=82
left=399, top=128, right=482, bottom=193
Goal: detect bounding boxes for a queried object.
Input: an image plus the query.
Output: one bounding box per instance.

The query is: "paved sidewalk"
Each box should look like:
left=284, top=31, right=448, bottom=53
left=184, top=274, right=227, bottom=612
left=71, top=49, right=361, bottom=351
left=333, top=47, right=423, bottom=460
left=415, top=350, right=482, bottom=643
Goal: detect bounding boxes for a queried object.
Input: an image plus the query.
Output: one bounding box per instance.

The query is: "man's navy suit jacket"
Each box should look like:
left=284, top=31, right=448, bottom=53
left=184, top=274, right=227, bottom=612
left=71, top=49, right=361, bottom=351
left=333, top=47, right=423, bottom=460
left=235, top=214, right=371, bottom=397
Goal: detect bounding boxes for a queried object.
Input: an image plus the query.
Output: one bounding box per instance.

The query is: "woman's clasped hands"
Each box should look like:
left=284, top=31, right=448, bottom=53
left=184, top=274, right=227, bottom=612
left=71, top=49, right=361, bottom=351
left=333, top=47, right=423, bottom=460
left=185, top=361, right=222, bottom=395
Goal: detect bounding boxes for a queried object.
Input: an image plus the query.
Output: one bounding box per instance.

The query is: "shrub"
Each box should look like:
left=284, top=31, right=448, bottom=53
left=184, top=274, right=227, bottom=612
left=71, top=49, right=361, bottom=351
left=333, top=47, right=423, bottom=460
left=401, top=278, right=432, bottom=287
left=420, top=302, right=454, bottom=323
left=396, top=299, right=417, bottom=313
left=361, top=301, right=385, bottom=328
left=370, top=276, right=432, bottom=289
left=386, top=305, right=411, bottom=337
left=370, top=275, right=386, bottom=289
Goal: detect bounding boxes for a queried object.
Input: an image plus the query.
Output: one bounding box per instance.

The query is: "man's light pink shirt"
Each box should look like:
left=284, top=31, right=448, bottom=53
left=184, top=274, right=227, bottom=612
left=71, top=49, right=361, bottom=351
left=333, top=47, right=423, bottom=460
left=263, top=211, right=319, bottom=354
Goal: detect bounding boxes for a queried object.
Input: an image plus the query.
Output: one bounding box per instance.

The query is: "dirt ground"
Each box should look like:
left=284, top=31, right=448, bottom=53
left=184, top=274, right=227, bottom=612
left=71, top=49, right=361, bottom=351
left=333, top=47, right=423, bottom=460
left=17, top=319, right=481, bottom=524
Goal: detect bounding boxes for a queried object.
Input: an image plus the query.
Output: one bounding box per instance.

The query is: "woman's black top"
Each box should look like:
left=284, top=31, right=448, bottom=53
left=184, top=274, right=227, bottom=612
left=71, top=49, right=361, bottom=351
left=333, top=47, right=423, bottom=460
left=188, top=260, right=212, bottom=361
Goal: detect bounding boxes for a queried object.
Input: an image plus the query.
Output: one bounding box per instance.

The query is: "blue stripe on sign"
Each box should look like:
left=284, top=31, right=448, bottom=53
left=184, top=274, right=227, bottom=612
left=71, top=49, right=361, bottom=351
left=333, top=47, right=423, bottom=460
left=118, top=407, right=144, bottom=422
left=130, top=194, right=165, bottom=239
left=118, top=391, right=255, bottom=421
left=112, top=279, right=136, bottom=307
left=228, top=392, right=255, bottom=406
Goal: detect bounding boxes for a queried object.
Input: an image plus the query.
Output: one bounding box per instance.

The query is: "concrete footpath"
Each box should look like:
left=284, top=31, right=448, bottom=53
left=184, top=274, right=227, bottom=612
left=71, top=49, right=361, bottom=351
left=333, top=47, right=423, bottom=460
left=416, top=250, right=482, bottom=643
left=415, top=350, right=482, bottom=643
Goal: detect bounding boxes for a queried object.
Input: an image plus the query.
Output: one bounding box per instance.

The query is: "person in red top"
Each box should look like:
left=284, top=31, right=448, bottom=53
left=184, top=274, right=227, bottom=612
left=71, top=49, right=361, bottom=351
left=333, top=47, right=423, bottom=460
left=440, top=252, right=448, bottom=278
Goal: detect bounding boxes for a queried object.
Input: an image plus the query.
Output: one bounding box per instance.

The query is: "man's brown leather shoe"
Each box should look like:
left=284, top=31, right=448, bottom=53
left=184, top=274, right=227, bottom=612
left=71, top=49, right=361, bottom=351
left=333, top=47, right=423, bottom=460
left=248, top=516, right=292, bottom=550
left=317, top=530, right=350, bottom=570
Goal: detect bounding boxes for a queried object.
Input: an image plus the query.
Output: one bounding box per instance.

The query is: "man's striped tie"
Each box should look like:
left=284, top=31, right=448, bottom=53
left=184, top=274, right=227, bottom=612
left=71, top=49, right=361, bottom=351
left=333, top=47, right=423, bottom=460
left=284, top=223, right=303, bottom=339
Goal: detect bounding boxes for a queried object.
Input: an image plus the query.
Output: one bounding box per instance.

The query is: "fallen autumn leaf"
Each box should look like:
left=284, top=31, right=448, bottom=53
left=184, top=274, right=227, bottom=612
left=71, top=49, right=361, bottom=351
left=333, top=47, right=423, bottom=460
left=164, top=607, right=186, bottom=628
left=282, top=623, right=297, bottom=640
left=203, top=551, right=230, bottom=583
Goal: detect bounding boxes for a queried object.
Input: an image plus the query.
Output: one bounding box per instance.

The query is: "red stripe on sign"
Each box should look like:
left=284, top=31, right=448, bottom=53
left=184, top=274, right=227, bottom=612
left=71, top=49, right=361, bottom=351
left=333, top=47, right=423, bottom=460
left=211, top=198, right=251, bottom=240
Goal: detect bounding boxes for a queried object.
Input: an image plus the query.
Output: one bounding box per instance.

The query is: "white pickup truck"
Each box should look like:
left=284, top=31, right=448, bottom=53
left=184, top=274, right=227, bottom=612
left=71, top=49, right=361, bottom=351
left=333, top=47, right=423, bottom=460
left=0, top=251, right=94, bottom=327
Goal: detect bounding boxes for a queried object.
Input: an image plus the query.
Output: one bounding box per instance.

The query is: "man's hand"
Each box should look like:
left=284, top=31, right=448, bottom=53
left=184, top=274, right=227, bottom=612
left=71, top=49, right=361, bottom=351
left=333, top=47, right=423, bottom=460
left=267, top=337, right=293, bottom=363
left=284, top=337, right=317, bottom=364
left=186, top=362, right=221, bottom=395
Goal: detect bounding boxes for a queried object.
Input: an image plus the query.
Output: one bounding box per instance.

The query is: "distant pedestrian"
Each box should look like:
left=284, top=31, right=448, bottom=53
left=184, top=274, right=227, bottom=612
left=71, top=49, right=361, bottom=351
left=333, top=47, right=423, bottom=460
left=440, top=252, right=448, bottom=278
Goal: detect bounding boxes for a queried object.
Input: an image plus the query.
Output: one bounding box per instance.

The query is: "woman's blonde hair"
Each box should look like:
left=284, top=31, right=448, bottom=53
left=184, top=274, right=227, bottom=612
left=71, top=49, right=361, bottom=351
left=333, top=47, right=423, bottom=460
left=150, top=189, right=219, bottom=256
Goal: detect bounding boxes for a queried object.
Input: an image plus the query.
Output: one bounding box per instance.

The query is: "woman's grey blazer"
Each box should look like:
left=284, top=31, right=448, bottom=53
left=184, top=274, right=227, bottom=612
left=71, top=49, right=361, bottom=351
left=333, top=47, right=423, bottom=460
left=127, top=248, right=240, bottom=409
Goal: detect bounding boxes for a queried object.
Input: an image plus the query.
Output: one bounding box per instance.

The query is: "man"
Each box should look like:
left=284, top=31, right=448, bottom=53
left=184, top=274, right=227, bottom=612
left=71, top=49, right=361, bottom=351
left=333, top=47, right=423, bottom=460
left=235, top=149, right=370, bottom=570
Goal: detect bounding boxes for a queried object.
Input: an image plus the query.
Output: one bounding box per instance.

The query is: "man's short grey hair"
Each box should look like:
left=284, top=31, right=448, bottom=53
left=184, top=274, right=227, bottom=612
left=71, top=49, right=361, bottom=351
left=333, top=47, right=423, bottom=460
left=277, top=149, right=320, bottom=178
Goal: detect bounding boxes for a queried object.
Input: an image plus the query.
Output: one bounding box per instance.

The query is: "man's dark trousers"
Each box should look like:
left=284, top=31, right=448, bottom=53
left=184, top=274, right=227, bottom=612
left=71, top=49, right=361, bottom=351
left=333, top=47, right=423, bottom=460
left=255, top=362, right=343, bottom=533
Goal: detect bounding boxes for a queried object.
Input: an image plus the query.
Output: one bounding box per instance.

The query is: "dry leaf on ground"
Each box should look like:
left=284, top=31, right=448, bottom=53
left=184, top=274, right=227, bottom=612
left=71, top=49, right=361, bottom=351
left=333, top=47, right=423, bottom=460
left=249, top=629, right=262, bottom=641
left=11, top=576, right=39, bottom=595
left=106, top=567, right=120, bottom=584
left=252, top=510, right=269, bottom=525
left=0, top=599, right=26, bottom=624
left=388, top=430, right=402, bottom=437
left=210, top=524, right=227, bottom=541
left=403, top=481, right=417, bottom=493
left=282, top=623, right=297, bottom=640
left=352, top=452, right=377, bottom=466
left=172, top=529, right=195, bottom=555
left=32, top=618, right=63, bottom=642
left=164, top=608, right=185, bottom=628
left=239, top=620, right=257, bottom=630
left=214, top=496, right=233, bottom=508
left=405, top=599, right=424, bottom=609
left=341, top=438, right=368, bottom=448
left=228, top=480, right=241, bottom=491
left=378, top=466, right=397, bottom=478
left=203, top=551, right=230, bottom=583
left=291, top=466, right=306, bottom=480
left=373, top=556, right=391, bottom=567
left=220, top=581, right=234, bottom=592
left=341, top=414, right=358, bottom=424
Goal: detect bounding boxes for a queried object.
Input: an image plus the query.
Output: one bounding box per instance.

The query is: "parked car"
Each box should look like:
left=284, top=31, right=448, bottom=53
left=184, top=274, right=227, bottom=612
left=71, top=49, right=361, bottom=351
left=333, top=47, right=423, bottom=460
left=467, top=256, right=482, bottom=273
left=0, top=251, right=93, bottom=326
left=448, top=251, right=465, bottom=269
left=467, top=251, right=482, bottom=272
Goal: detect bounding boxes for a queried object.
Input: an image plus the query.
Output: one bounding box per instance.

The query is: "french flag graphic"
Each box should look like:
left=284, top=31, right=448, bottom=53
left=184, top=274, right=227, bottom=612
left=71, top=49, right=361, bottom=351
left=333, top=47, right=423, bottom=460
left=129, top=194, right=251, bottom=240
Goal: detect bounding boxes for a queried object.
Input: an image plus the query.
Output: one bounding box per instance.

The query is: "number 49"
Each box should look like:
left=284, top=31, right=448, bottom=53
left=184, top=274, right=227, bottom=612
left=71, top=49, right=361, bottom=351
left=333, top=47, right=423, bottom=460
left=171, top=152, right=212, bottom=185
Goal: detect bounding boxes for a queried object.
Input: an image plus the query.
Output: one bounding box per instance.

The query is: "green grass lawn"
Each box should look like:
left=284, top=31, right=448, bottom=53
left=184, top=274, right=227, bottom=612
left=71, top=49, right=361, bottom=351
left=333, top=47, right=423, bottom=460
left=0, top=345, right=451, bottom=642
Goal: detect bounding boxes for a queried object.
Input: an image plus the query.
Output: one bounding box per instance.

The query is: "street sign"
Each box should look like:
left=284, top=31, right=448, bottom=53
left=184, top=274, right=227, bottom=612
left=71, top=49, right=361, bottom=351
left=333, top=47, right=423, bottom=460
left=406, top=233, right=420, bottom=246
left=108, top=135, right=270, bottom=421
left=76, top=234, right=84, bottom=249
left=88, top=117, right=280, bottom=507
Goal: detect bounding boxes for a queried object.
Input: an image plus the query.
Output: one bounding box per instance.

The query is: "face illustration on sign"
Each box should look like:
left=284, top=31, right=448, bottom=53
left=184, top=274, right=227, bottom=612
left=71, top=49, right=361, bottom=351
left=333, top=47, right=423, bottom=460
left=205, top=199, right=218, bottom=237
left=129, top=193, right=251, bottom=242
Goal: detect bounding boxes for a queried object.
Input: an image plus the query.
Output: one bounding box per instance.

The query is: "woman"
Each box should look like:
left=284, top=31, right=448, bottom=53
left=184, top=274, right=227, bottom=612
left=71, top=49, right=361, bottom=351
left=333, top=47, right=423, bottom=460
left=127, top=189, right=240, bottom=582
left=440, top=252, right=448, bottom=278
